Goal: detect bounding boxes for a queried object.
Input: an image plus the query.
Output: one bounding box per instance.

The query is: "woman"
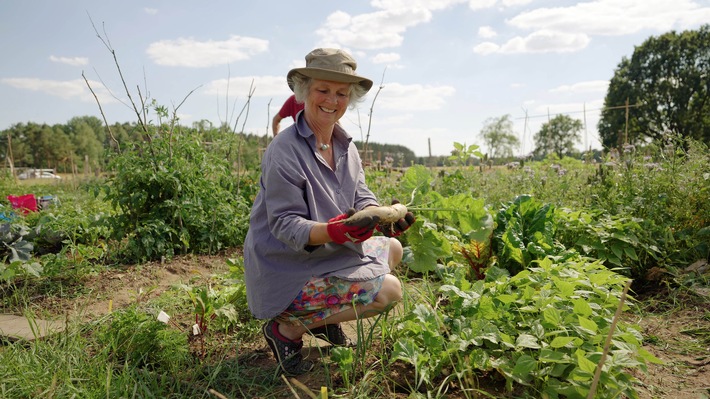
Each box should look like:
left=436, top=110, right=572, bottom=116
left=243, top=48, right=414, bottom=375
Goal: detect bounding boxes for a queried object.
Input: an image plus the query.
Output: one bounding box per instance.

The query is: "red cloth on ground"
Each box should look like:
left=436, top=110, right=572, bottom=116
left=7, top=194, right=38, bottom=214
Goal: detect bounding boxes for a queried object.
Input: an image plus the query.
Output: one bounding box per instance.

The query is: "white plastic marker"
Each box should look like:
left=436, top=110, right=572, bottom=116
left=157, top=310, right=170, bottom=324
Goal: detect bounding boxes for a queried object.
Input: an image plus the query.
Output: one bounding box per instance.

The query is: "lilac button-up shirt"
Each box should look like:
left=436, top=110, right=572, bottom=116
left=243, top=114, right=388, bottom=319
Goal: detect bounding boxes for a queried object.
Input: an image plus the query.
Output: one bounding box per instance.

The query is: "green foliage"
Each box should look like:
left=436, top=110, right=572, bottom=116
left=393, top=257, right=661, bottom=398
left=23, top=188, right=114, bottom=257
left=494, top=195, right=563, bottom=275
left=0, top=222, right=34, bottom=263
left=103, top=127, right=250, bottom=263
left=396, top=165, right=497, bottom=275
left=533, top=115, right=583, bottom=159
left=587, top=136, right=710, bottom=269
left=95, top=306, right=190, bottom=374
left=555, top=209, right=662, bottom=278
left=479, top=114, right=520, bottom=160
left=448, top=142, right=484, bottom=167
left=598, top=24, right=710, bottom=147
left=331, top=346, right=355, bottom=389
left=177, top=257, right=260, bottom=339
left=0, top=221, right=42, bottom=283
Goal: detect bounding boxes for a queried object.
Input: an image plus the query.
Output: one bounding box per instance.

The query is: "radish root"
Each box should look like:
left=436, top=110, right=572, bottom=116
left=340, top=203, right=408, bottom=226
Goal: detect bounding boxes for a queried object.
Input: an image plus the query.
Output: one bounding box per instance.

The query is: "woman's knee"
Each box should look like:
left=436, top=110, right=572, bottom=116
left=388, top=238, right=403, bottom=267
left=379, top=274, right=402, bottom=304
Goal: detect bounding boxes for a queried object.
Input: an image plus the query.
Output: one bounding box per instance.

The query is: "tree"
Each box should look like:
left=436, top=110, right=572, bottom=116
left=479, top=114, right=520, bottom=159
left=533, top=115, right=582, bottom=159
left=67, top=116, right=104, bottom=173
left=598, top=24, right=710, bottom=148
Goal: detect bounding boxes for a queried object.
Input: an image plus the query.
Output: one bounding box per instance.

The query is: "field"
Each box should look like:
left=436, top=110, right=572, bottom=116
left=1, top=135, right=709, bottom=398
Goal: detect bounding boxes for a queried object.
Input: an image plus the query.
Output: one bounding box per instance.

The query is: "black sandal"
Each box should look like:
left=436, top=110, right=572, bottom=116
left=309, top=323, right=353, bottom=347
left=263, top=320, right=314, bottom=375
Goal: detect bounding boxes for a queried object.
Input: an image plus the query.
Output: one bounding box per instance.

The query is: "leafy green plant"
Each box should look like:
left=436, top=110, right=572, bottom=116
left=96, top=306, right=190, bottom=374
left=178, top=257, right=260, bottom=346
left=393, top=257, right=663, bottom=398
left=493, top=195, right=562, bottom=275
left=555, top=208, right=663, bottom=278
left=448, top=142, right=484, bottom=167
left=331, top=346, right=355, bottom=389
left=0, top=222, right=42, bottom=283
left=103, top=126, right=250, bottom=263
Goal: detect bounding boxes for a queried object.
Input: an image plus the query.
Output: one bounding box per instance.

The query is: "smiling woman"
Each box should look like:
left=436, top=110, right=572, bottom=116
left=242, top=48, right=414, bottom=376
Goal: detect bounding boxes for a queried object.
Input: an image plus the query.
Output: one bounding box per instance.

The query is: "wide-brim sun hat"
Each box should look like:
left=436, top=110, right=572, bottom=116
left=287, top=48, right=373, bottom=93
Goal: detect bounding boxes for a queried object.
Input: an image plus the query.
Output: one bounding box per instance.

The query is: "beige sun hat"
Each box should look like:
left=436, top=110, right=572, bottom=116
left=287, top=48, right=373, bottom=93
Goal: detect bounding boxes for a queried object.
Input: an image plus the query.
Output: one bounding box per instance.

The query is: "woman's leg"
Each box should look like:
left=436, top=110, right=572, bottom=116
left=278, top=273, right=402, bottom=339
left=277, top=237, right=405, bottom=341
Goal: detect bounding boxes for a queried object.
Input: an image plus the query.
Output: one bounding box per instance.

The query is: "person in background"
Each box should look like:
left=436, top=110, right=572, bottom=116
left=272, top=94, right=304, bottom=136
left=243, top=48, right=415, bottom=375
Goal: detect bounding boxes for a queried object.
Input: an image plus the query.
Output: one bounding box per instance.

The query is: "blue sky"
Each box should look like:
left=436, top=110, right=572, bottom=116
left=1, top=1, right=708, bottom=157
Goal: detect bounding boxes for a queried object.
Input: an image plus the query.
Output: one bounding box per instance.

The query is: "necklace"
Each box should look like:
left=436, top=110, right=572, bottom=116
left=319, top=143, right=330, bottom=151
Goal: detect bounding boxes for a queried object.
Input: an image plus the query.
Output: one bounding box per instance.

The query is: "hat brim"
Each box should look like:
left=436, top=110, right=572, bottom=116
left=288, top=67, right=373, bottom=92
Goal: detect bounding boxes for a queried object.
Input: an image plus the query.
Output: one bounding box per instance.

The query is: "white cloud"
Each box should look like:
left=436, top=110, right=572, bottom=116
left=468, top=0, right=532, bottom=10
left=372, top=52, right=401, bottom=64
left=316, top=8, right=433, bottom=49
left=478, top=26, right=497, bottom=38
left=472, top=42, right=500, bottom=55
left=549, top=80, right=609, bottom=94
left=478, top=30, right=590, bottom=54
left=1, top=78, right=116, bottom=103
left=370, top=0, right=466, bottom=12
left=144, top=8, right=158, bottom=15
left=49, top=55, right=88, bottom=66
left=509, top=0, right=710, bottom=36
left=376, top=82, right=455, bottom=111
left=468, top=0, right=497, bottom=10
left=146, top=35, right=269, bottom=67
left=502, top=0, right=533, bottom=6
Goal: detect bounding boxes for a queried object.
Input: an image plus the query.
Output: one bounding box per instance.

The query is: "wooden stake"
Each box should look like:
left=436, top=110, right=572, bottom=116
left=587, top=280, right=632, bottom=399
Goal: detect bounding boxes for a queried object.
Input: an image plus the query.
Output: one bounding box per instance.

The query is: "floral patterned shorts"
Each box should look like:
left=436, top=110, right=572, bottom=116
left=277, top=236, right=391, bottom=326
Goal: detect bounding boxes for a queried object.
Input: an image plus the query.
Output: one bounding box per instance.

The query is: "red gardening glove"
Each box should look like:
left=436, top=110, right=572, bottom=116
left=327, top=208, right=378, bottom=244
left=376, top=200, right=416, bottom=237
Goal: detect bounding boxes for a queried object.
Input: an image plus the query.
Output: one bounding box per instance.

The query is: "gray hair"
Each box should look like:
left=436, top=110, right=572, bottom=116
left=289, top=73, right=367, bottom=109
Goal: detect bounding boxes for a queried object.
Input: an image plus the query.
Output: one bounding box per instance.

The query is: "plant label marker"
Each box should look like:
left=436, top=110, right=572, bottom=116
left=157, top=311, right=170, bottom=324
left=192, top=323, right=201, bottom=336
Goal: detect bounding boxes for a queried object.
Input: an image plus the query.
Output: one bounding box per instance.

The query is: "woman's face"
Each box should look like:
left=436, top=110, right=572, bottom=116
left=304, top=79, right=351, bottom=128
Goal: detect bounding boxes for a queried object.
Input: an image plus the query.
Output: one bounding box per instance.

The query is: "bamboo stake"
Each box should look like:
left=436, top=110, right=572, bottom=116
left=280, top=375, right=302, bottom=399
left=289, top=377, right=318, bottom=399
left=586, top=280, right=632, bottom=399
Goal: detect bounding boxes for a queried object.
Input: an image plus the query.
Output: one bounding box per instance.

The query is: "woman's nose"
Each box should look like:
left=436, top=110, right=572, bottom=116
left=325, top=93, right=338, bottom=104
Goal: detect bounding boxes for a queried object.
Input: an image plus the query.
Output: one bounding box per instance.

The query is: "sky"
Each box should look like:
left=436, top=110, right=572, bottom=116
left=1, top=1, right=709, bottom=157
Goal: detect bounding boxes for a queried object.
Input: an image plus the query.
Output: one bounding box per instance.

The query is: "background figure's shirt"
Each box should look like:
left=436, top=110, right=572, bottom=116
left=243, top=114, right=386, bottom=319
left=278, top=94, right=304, bottom=120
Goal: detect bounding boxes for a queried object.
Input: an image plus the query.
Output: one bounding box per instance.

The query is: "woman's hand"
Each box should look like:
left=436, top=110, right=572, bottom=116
left=327, top=208, right=379, bottom=244
left=376, top=200, right=415, bottom=237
